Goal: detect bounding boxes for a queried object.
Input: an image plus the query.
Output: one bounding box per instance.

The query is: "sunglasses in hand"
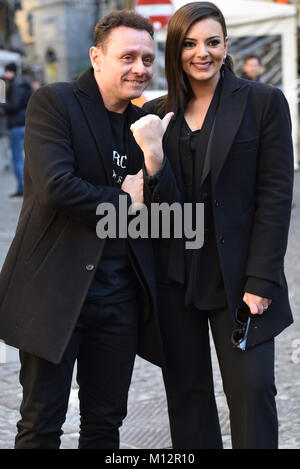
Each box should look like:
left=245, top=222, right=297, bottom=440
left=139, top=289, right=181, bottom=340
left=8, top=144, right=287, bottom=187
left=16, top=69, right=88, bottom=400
left=231, top=302, right=252, bottom=351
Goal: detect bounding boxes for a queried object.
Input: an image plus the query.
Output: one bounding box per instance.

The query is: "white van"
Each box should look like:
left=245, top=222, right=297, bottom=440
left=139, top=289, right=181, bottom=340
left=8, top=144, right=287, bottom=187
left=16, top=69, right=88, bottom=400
left=0, top=50, right=21, bottom=77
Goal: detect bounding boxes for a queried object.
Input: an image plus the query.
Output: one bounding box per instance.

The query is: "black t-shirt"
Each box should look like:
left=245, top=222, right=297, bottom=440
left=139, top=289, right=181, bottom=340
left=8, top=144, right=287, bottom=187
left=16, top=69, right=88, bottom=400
left=85, top=107, right=138, bottom=305
left=110, top=109, right=129, bottom=187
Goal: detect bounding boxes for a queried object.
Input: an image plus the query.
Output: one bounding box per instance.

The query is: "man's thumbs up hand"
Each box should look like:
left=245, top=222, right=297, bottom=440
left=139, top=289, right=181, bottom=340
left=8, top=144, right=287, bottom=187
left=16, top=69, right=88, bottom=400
left=130, top=112, right=174, bottom=176
left=161, top=112, right=175, bottom=133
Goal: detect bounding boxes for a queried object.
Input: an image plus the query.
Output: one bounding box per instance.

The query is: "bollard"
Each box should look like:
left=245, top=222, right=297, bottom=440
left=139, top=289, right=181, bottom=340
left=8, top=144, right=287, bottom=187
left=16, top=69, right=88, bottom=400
left=0, top=79, right=5, bottom=103
left=0, top=340, right=19, bottom=363
left=0, top=340, right=6, bottom=363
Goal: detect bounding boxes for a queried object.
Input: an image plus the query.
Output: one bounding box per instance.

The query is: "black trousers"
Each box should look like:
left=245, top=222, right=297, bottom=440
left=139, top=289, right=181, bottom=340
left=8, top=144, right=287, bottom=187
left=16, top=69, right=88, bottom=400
left=15, top=298, right=139, bottom=449
left=158, top=283, right=278, bottom=449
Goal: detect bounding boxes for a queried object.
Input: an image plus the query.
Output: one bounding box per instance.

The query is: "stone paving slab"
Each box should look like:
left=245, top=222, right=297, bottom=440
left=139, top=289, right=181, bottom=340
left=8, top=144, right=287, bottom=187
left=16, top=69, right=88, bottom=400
left=0, top=167, right=299, bottom=449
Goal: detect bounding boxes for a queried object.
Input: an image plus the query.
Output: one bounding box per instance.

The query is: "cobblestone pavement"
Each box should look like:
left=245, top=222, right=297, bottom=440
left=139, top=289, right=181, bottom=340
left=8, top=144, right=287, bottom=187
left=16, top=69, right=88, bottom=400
left=0, top=166, right=299, bottom=449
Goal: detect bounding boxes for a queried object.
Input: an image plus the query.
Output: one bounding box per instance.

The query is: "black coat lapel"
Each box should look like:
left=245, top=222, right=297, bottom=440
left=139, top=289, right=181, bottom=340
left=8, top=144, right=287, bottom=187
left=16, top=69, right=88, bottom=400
left=164, top=112, right=186, bottom=196
left=163, top=112, right=186, bottom=285
left=73, top=68, right=112, bottom=184
left=210, top=70, right=250, bottom=188
left=193, top=79, right=222, bottom=192
left=198, top=115, right=217, bottom=187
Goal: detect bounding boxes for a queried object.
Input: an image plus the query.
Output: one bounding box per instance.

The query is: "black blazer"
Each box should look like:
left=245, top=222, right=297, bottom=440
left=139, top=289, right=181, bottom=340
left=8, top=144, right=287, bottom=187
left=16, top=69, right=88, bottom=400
left=143, top=69, right=294, bottom=349
left=0, top=68, right=163, bottom=365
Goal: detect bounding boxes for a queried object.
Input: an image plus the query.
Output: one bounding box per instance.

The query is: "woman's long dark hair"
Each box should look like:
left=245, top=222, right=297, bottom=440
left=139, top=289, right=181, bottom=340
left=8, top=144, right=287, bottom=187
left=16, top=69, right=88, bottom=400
left=160, top=2, right=234, bottom=114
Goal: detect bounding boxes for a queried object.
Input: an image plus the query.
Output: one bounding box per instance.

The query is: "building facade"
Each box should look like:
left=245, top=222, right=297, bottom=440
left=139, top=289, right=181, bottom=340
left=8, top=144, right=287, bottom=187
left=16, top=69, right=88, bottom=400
left=16, top=0, right=104, bottom=82
left=0, top=0, right=23, bottom=52
left=14, top=0, right=137, bottom=83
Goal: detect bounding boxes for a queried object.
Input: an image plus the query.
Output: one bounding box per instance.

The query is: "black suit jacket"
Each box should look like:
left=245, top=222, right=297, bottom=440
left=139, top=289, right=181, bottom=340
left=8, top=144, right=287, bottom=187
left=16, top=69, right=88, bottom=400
left=0, top=68, right=163, bottom=365
left=143, top=69, right=294, bottom=349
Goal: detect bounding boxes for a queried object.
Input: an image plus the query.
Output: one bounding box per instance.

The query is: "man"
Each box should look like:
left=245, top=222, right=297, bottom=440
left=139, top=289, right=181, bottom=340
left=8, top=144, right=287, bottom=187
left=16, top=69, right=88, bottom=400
left=241, top=55, right=263, bottom=82
left=1, top=62, right=32, bottom=197
left=0, top=10, right=162, bottom=449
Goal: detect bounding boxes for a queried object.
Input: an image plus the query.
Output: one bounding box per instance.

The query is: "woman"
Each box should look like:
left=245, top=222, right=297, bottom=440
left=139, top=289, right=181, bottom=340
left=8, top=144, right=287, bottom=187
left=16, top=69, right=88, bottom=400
left=131, top=2, right=294, bottom=449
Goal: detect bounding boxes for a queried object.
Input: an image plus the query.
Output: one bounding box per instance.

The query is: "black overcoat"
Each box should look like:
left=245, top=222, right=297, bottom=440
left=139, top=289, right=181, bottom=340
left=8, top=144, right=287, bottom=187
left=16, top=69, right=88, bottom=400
left=0, top=68, right=163, bottom=365
left=143, top=69, right=294, bottom=349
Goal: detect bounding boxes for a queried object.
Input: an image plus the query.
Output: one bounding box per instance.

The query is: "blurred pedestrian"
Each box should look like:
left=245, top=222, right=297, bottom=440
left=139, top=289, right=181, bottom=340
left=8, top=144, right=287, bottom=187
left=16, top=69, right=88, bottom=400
left=0, top=105, right=11, bottom=172
left=131, top=1, right=294, bottom=449
left=241, top=54, right=263, bottom=81
left=31, top=79, right=42, bottom=91
left=1, top=63, right=33, bottom=197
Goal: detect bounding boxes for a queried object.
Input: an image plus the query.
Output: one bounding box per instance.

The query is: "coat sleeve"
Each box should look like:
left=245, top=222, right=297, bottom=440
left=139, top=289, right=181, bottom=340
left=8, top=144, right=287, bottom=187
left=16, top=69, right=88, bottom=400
left=24, top=85, right=131, bottom=228
left=244, top=86, right=294, bottom=294
left=243, top=276, right=280, bottom=300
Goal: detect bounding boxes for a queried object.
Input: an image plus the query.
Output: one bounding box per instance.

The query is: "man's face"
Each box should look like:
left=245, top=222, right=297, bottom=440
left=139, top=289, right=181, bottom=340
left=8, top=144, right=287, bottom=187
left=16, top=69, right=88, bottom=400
left=243, top=58, right=262, bottom=81
left=90, top=26, right=155, bottom=112
left=4, top=70, right=15, bottom=82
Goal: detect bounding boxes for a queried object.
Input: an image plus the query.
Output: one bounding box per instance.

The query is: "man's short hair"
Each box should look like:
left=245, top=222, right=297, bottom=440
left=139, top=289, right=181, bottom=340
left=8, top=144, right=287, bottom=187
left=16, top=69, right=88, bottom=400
left=5, top=62, right=17, bottom=74
left=94, top=9, right=154, bottom=49
left=243, top=55, right=262, bottom=65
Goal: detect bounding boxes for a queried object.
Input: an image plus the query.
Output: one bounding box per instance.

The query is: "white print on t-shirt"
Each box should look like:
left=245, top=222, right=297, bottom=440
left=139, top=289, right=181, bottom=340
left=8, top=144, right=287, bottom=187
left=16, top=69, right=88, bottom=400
left=113, top=150, right=127, bottom=169
left=112, top=150, right=128, bottom=185
left=112, top=169, right=124, bottom=185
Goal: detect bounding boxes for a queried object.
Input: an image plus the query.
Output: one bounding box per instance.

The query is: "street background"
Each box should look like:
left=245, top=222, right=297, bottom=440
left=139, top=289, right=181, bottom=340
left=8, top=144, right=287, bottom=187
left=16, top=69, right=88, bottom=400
left=0, top=0, right=300, bottom=450
left=0, top=166, right=299, bottom=449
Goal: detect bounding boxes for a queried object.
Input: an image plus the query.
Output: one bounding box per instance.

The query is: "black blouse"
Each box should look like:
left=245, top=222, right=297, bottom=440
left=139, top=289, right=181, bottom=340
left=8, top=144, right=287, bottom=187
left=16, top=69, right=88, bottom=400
left=180, top=79, right=228, bottom=311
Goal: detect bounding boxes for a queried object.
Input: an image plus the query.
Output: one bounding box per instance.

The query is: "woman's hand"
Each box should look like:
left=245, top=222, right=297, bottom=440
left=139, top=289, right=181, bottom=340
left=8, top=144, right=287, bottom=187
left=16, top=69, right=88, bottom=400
left=243, top=292, right=272, bottom=315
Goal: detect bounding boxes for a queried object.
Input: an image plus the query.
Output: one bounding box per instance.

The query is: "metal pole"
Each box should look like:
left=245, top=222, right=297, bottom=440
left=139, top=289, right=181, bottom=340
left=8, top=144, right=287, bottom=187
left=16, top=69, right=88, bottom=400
left=125, top=0, right=134, bottom=10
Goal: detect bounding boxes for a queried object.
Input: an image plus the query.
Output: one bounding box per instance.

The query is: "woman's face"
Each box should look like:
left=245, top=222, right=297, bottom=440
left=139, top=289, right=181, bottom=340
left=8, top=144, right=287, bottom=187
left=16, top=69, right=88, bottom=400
left=181, top=18, right=228, bottom=87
